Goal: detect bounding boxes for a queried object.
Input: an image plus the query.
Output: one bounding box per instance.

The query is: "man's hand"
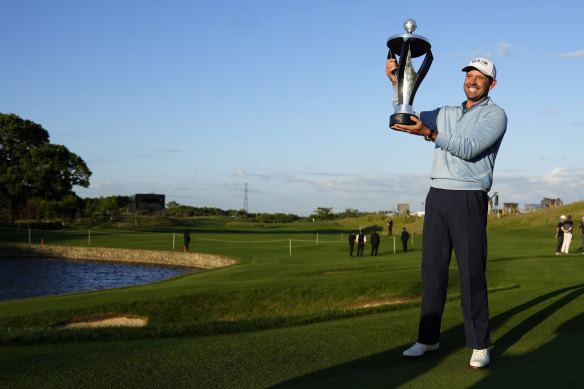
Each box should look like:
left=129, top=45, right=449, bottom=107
left=386, top=59, right=398, bottom=86
left=390, top=115, right=430, bottom=137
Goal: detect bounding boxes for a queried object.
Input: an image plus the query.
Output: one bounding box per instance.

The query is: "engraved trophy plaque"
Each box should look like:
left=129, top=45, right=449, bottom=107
left=387, top=19, right=433, bottom=126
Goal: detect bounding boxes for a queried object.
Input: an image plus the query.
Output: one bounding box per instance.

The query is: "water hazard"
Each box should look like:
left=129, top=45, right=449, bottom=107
left=0, top=257, right=194, bottom=301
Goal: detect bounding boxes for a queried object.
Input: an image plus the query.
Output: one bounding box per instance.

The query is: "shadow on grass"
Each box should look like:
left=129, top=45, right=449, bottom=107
left=272, top=283, right=584, bottom=388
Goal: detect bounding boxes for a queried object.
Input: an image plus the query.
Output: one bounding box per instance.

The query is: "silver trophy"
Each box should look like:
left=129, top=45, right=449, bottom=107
left=387, top=19, right=433, bottom=126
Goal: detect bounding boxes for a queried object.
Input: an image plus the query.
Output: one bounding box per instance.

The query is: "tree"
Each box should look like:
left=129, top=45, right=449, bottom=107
left=311, top=207, right=334, bottom=220
left=0, top=113, right=92, bottom=223
left=166, top=201, right=181, bottom=209
left=338, top=208, right=362, bottom=218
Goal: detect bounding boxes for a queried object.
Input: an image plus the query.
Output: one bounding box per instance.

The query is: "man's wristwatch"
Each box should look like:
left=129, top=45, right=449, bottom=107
left=424, top=129, right=435, bottom=142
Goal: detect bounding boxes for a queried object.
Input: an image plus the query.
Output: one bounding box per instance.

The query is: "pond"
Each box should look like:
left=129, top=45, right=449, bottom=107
left=0, top=257, right=194, bottom=301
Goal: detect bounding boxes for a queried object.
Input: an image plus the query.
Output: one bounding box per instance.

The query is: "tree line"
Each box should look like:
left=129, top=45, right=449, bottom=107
left=166, top=201, right=302, bottom=223
left=166, top=203, right=386, bottom=223
left=1, top=113, right=390, bottom=226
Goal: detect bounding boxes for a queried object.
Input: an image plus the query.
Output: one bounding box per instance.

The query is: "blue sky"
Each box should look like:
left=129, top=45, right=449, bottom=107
left=2, top=0, right=584, bottom=215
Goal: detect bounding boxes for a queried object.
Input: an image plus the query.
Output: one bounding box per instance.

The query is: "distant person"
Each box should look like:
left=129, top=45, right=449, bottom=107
left=580, top=217, right=584, bottom=255
left=370, top=230, right=380, bottom=256
left=184, top=230, right=191, bottom=252
left=348, top=231, right=356, bottom=257
left=401, top=227, right=410, bottom=253
left=555, top=215, right=566, bottom=255
left=561, top=215, right=574, bottom=254
left=387, top=218, right=393, bottom=235
left=357, top=231, right=366, bottom=257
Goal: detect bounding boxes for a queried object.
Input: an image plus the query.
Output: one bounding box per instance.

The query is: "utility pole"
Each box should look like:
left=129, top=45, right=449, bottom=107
left=244, top=183, right=249, bottom=213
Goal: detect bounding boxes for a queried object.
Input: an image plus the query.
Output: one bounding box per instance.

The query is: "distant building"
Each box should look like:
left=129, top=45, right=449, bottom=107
left=130, top=194, right=166, bottom=215
left=503, top=203, right=519, bottom=214
left=487, top=192, right=499, bottom=215
left=541, top=198, right=563, bottom=208
left=397, top=203, right=410, bottom=216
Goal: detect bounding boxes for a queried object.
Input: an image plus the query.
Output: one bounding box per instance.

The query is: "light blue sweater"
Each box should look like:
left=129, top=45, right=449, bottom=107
left=393, top=91, right=507, bottom=192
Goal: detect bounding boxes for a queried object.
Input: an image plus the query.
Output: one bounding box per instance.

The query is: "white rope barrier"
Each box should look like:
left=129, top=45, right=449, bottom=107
left=18, top=228, right=413, bottom=256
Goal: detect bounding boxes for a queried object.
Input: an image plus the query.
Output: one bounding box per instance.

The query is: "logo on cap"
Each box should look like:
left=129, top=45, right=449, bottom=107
left=472, top=58, right=490, bottom=66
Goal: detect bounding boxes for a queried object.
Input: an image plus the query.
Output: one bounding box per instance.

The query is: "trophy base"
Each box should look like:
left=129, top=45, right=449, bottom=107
left=390, top=113, right=417, bottom=127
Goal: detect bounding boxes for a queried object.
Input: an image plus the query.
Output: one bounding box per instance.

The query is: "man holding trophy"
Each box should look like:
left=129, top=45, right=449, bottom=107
left=385, top=20, right=507, bottom=370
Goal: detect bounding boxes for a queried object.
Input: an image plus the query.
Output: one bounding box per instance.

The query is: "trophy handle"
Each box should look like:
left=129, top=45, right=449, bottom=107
left=406, top=50, right=433, bottom=106
left=387, top=48, right=398, bottom=75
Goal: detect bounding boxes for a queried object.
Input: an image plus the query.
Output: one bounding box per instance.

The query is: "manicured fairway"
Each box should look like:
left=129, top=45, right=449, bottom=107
left=1, top=208, right=583, bottom=388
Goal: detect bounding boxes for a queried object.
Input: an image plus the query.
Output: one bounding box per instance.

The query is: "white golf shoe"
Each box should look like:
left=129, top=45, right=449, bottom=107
left=469, top=348, right=490, bottom=369
left=402, top=342, right=439, bottom=358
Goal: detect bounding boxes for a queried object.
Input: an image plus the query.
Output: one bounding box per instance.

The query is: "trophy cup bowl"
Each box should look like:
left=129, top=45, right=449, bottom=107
left=387, top=19, right=433, bottom=127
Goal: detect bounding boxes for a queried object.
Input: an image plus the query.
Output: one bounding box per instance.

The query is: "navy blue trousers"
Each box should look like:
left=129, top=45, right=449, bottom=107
left=417, top=187, right=491, bottom=349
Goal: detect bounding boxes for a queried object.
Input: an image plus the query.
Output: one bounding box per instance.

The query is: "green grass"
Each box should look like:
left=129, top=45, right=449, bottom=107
left=0, top=206, right=583, bottom=388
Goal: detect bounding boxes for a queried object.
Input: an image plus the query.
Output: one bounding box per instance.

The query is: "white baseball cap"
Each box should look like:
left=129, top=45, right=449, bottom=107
left=561, top=215, right=566, bottom=219
left=462, top=57, right=497, bottom=79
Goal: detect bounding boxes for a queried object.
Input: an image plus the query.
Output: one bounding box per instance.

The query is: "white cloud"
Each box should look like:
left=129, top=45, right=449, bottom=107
left=449, top=43, right=526, bottom=63
left=494, top=167, right=584, bottom=205
left=497, top=43, right=513, bottom=57
left=75, top=167, right=584, bottom=216
left=496, top=42, right=526, bottom=57
left=554, top=50, right=584, bottom=59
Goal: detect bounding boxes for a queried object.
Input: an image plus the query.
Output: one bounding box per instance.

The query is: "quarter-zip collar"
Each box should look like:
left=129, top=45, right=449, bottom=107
left=461, top=97, right=490, bottom=115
